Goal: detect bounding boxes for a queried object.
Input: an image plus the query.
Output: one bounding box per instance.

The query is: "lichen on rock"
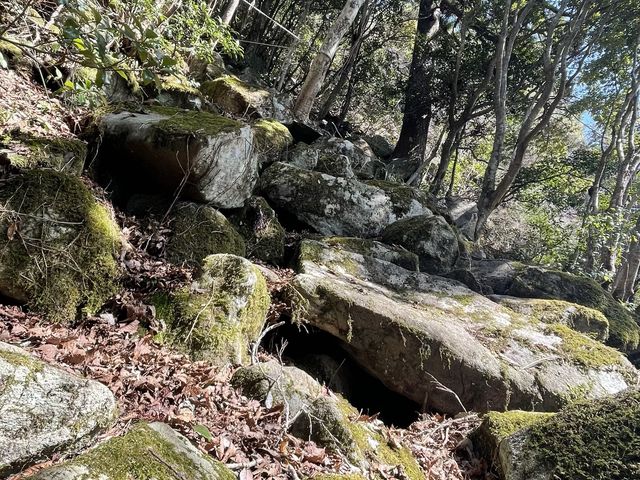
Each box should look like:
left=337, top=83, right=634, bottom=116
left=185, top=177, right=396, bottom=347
left=155, top=254, right=270, bottom=365
left=0, top=169, right=121, bottom=321
left=252, top=118, right=293, bottom=159
left=166, top=202, right=246, bottom=268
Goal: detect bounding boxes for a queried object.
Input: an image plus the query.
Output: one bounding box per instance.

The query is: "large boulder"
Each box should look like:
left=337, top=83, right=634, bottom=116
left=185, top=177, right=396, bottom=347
left=153, top=254, right=270, bottom=365
left=252, top=118, right=294, bottom=162
left=96, top=107, right=259, bottom=208
left=291, top=240, right=638, bottom=414
left=166, top=202, right=246, bottom=268
left=229, top=196, right=285, bottom=264
left=464, top=260, right=640, bottom=353
left=26, top=422, right=234, bottom=480
left=0, top=133, right=87, bottom=175
left=259, top=162, right=431, bottom=237
left=232, top=361, right=423, bottom=477
left=381, top=215, right=459, bottom=274
left=483, top=389, right=640, bottom=480
left=0, top=342, right=117, bottom=477
left=0, top=169, right=120, bottom=322
left=201, top=75, right=293, bottom=122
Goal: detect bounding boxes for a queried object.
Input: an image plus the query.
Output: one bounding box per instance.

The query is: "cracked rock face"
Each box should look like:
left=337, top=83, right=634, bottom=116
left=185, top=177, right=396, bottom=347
left=0, top=342, right=117, bottom=477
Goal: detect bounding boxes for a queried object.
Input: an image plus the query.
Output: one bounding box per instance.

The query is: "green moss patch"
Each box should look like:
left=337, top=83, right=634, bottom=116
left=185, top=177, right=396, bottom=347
left=525, top=389, right=640, bottom=479
left=43, top=423, right=234, bottom=480
left=0, top=132, right=87, bottom=174
left=148, top=106, right=242, bottom=137
left=252, top=118, right=293, bottom=155
left=548, top=323, right=623, bottom=369
left=0, top=169, right=120, bottom=322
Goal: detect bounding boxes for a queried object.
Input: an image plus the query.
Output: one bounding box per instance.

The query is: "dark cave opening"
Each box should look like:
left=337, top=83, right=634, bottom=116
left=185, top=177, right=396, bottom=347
left=262, top=320, right=422, bottom=428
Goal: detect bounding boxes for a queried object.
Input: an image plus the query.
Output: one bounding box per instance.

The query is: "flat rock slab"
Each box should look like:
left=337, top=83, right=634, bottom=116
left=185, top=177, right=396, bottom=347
left=0, top=342, right=117, bottom=476
left=97, top=108, right=258, bottom=208
left=292, top=240, right=639, bottom=414
left=27, top=422, right=235, bottom=479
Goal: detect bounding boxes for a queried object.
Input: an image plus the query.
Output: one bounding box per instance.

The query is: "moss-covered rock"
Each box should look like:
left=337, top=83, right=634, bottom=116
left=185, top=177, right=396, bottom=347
left=381, top=215, right=459, bottom=274
left=490, top=296, right=610, bottom=341
left=0, top=169, right=121, bottom=321
left=201, top=75, right=293, bottom=121
left=508, top=266, right=640, bottom=353
left=97, top=108, right=259, bottom=208
left=155, top=254, right=269, bottom=365
left=292, top=239, right=638, bottom=414
left=491, top=389, right=640, bottom=480
left=229, top=196, right=285, bottom=264
left=232, top=361, right=423, bottom=478
left=166, top=202, right=245, bottom=268
left=155, top=74, right=203, bottom=110
left=0, top=132, right=87, bottom=175
left=313, top=237, right=420, bottom=271
left=26, top=422, right=235, bottom=480
left=259, top=162, right=431, bottom=237
left=0, top=342, right=117, bottom=477
left=252, top=118, right=293, bottom=159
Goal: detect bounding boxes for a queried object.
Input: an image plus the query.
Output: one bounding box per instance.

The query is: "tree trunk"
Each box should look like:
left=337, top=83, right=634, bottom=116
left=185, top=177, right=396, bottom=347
left=612, top=214, right=640, bottom=301
left=392, top=0, right=441, bottom=178
left=222, top=0, right=241, bottom=24
left=293, top=0, right=366, bottom=122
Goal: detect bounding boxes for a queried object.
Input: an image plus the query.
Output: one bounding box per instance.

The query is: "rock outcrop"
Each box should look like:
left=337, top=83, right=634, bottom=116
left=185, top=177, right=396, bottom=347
left=96, top=107, right=259, bottom=208
left=0, top=169, right=121, bottom=322
left=259, top=162, right=431, bottom=237
left=154, top=254, right=270, bottom=365
left=0, top=342, right=117, bottom=477
left=381, top=214, right=459, bottom=274
left=26, top=422, right=234, bottom=480
left=166, top=202, right=246, bottom=267
left=291, top=239, right=638, bottom=414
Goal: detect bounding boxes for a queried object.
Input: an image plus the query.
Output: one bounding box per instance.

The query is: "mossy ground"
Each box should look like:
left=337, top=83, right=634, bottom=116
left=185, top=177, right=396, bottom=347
left=51, top=423, right=234, bottom=480
left=0, top=169, right=120, bottom=322
left=524, top=389, right=640, bottom=479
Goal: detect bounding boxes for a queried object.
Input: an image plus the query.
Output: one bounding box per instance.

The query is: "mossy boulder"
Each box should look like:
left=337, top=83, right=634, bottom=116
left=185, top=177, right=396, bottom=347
left=490, top=296, right=609, bottom=341
left=0, top=133, right=87, bottom=175
left=155, top=254, right=270, bottom=365
left=26, top=422, right=235, bottom=480
left=96, top=107, right=259, bottom=208
left=0, top=342, right=117, bottom=477
left=291, top=239, right=638, bottom=414
left=155, top=74, right=203, bottom=110
left=201, top=75, right=293, bottom=122
left=508, top=266, right=640, bottom=353
left=489, top=389, right=640, bottom=480
left=0, top=169, right=121, bottom=321
left=232, top=361, right=423, bottom=478
left=228, top=196, right=285, bottom=264
left=471, top=410, right=554, bottom=470
left=381, top=215, right=459, bottom=274
left=252, top=118, right=293, bottom=160
left=259, top=162, right=431, bottom=237
left=166, top=202, right=246, bottom=268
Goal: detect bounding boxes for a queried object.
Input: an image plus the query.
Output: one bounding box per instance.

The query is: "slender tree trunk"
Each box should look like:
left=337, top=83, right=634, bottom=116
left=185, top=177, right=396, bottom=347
left=293, top=0, right=366, bottom=122
left=612, top=214, right=640, bottom=301
left=392, top=0, right=441, bottom=178
left=222, top=0, right=241, bottom=24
